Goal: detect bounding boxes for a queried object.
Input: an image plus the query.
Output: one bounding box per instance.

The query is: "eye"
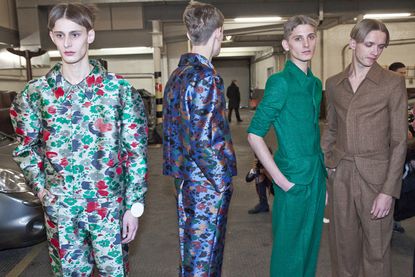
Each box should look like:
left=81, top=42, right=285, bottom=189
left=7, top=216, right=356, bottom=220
left=294, top=36, right=302, bottom=41
left=364, top=42, right=373, bottom=47
left=72, top=33, right=80, bottom=38
left=308, top=34, right=316, bottom=40
left=55, top=33, right=63, bottom=39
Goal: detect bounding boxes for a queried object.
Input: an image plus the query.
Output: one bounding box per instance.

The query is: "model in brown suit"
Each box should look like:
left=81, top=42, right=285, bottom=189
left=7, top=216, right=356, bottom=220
left=321, top=19, right=407, bottom=277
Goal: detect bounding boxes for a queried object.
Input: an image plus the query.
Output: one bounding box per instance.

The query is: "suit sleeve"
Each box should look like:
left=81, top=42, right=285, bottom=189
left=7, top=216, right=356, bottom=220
left=121, top=84, right=148, bottom=209
left=321, top=79, right=338, bottom=167
left=10, top=83, right=46, bottom=194
left=188, top=75, right=235, bottom=188
left=382, top=76, right=408, bottom=198
left=247, top=75, right=288, bottom=137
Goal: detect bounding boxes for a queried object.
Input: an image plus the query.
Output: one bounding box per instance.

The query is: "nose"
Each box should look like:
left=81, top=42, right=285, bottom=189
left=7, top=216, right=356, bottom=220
left=303, top=38, right=309, bottom=48
left=64, top=36, right=71, bottom=48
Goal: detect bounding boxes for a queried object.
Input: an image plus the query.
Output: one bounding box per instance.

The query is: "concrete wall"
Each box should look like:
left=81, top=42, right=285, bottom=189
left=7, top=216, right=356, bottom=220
left=252, top=22, right=415, bottom=90
left=214, top=59, right=250, bottom=107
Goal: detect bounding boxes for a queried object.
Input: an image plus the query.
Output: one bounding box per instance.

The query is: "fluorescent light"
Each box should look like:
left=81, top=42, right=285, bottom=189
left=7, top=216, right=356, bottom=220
left=234, top=17, right=283, bottom=23
left=363, top=13, right=411, bottom=19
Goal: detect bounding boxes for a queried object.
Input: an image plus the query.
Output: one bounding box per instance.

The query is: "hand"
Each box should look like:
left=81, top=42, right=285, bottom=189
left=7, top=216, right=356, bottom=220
left=281, top=181, right=295, bottom=192
left=121, top=210, right=139, bottom=244
left=370, top=193, right=393, bottom=220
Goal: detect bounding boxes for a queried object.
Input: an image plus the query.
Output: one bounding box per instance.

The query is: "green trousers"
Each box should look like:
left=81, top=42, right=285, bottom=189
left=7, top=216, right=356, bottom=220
left=270, top=171, right=326, bottom=277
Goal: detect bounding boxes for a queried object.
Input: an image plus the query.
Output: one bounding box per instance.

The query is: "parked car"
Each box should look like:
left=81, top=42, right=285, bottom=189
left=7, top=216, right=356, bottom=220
left=0, top=131, right=46, bottom=250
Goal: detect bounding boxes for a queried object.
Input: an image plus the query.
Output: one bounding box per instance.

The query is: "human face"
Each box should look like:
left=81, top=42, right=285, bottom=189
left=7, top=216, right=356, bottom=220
left=350, top=30, right=387, bottom=68
left=49, top=18, right=95, bottom=66
left=212, top=27, right=223, bottom=57
left=395, top=67, right=407, bottom=76
left=282, top=24, right=317, bottom=66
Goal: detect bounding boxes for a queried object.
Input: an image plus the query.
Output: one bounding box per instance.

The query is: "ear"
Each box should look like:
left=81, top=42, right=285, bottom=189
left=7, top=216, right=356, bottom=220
left=214, top=27, right=222, bottom=40
left=349, top=38, right=356, bottom=50
left=87, top=29, right=95, bottom=44
left=282, top=39, right=289, bottom=52
left=49, top=31, right=56, bottom=45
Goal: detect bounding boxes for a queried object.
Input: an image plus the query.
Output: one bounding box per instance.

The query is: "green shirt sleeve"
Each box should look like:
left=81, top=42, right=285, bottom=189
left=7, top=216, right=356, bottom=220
left=248, top=74, right=288, bottom=137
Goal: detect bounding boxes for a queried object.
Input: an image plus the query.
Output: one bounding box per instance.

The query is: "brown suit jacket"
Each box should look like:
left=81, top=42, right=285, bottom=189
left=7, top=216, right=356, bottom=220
left=321, top=62, right=407, bottom=198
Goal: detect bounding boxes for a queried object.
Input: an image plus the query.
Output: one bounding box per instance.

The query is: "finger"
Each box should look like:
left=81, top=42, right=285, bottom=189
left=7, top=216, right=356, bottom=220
left=370, top=200, right=377, bottom=214
left=122, top=219, right=128, bottom=240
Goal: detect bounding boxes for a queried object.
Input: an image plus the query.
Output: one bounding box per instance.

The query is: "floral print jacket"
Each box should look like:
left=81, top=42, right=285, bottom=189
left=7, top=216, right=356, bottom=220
left=163, top=53, right=237, bottom=192
left=10, top=60, right=148, bottom=209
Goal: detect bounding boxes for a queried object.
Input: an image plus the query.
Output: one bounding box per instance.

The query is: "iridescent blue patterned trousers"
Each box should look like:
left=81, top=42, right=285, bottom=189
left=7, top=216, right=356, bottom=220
left=175, top=179, right=233, bottom=277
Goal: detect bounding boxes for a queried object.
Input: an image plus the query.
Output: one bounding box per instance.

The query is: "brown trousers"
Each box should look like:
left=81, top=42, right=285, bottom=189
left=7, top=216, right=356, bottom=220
left=327, top=159, right=393, bottom=277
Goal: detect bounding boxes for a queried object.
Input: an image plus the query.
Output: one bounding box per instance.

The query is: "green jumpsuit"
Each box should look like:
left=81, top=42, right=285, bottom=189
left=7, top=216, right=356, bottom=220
left=248, top=60, right=326, bottom=277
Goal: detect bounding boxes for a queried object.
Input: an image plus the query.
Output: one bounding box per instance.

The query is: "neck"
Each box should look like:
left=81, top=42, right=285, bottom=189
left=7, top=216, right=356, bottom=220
left=349, top=56, right=372, bottom=79
left=61, top=58, right=92, bottom=84
left=191, top=45, right=213, bottom=61
left=290, top=59, right=309, bottom=74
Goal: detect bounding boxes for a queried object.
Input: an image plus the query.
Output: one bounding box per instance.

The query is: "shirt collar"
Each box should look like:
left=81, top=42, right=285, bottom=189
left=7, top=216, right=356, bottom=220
left=335, top=62, right=383, bottom=86
left=46, top=59, right=106, bottom=90
left=178, top=53, right=215, bottom=72
left=284, top=60, right=314, bottom=85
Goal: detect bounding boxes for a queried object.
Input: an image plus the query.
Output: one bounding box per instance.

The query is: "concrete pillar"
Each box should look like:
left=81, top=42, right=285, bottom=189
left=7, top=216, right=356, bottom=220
left=152, top=20, right=163, bottom=125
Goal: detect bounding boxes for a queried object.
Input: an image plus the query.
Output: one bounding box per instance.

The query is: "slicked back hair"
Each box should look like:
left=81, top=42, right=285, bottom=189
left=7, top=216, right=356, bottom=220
left=48, top=3, right=97, bottom=31
left=350, top=18, right=390, bottom=46
left=283, top=15, right=317, bottom=40
left=183, top=1, right=224, bottom=45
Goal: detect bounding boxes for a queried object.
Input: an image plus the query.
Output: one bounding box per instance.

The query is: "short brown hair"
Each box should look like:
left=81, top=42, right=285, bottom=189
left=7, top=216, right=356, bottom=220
left=283, top=15, right=317, bottom=40
left=183, top=1, right=224, bottom=45
left=48, top=3, right=97, bottom=31
left=350, top=19, right=390, bottom=46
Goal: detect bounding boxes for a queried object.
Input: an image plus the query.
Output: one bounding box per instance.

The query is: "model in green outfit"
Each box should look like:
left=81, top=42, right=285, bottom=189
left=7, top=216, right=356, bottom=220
left=247, top=15, right=326, bottom=277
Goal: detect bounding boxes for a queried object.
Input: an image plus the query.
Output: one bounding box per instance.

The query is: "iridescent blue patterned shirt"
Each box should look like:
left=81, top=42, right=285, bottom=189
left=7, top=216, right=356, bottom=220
left=163, top=53, right=237, bottom=192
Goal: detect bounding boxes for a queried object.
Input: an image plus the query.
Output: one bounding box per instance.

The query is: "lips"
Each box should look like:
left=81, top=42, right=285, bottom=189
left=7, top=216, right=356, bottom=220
left=64, top=51, right=75, bottom=56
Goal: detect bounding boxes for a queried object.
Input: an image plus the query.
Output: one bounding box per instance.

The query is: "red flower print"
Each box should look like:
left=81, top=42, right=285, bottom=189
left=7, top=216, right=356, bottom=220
left=15, top=128, right=24, bottom=136
left=98, top=190, right=109, bottom=196
left=23, top=136, right=31, bottom=145
left=129, top=123, right=137, bottom=129
left=47, top=219, right=55, bottom=228
left=107, top=159, right=114, bottom=167
left=131, top=142, right=138, bottom=148
left=47, top=106, right=56, bottom=114
left=86, top=201, right=99, bottom=213
left=116, top=167, right=123, bottom=175
left=37, top=162, right=44, bottom=170
left=60, top=158, right=68, bottom=167
left=96, top=76, right=103, bottom=84
left=97, top=207, right=107, bottom=219
left=50, top=238, right=59, bottom=249
left=54, top=87, right=64, bottom=99
left=86, top=75, right=95, bottom=87
left=96, top=89, right=104, bottom=96
left=43, top=130, right=50, bottom=141
left=9, top=109, right=17, bottom=117
left=96, top=180, right=108, bottom=190
left=46, top=152, right=58, bottom=159
left=83, top=102, right=92, bottom=108
left=95, top=118, right=113, bottom=132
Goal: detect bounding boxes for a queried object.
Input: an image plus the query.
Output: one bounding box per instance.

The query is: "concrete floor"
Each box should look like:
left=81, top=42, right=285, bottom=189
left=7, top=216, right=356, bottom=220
left=1, top=109, right=414, bottom=277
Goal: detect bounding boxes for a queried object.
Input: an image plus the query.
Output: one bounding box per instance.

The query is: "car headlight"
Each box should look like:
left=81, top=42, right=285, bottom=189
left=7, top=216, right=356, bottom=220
left=0, top=168, right=30, bottom=193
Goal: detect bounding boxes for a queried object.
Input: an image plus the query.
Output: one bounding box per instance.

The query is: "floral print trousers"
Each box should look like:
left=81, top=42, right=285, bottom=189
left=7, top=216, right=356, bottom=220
left=175, top=179, right=233, bottom=277
left=43, top=195, right=129, bottom=276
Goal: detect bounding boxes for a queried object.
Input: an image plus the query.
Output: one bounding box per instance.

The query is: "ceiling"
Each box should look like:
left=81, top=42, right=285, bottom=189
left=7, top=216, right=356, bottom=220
left=7, top=0, right=415, bottom=56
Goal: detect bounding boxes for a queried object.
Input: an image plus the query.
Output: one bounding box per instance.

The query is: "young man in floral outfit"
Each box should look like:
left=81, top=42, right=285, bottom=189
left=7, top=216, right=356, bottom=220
left=10, top=3, right=147, bottom=276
